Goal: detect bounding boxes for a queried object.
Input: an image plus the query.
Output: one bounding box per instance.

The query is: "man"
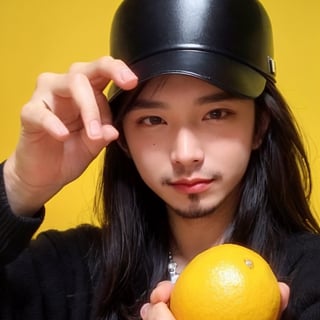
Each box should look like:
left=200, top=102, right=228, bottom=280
left=1, top=1, right=319, bottom=319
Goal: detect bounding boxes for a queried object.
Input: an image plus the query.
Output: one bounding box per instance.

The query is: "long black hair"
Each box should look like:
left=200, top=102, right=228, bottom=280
left=94, top=80, right=320, bottom=319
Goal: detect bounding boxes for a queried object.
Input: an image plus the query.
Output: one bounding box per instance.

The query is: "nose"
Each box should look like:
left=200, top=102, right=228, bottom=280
left=170, top=128, right=204, bottom=167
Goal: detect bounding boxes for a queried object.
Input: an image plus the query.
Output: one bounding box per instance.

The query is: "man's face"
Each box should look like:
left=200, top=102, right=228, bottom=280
left=122, top=75, right=258, bottom=219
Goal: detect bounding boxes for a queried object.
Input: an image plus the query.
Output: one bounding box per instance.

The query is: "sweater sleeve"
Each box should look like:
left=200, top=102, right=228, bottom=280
left=0, top=161, right=45, bottom=264
left=0, top=164, right=101, bottom=319
left=0, top=225, right=101, bottom=320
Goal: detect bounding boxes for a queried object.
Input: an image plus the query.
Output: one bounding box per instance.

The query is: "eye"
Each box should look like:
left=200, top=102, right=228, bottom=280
left=203, top=109, right=232, bottom=120
left=139, top=116, right=166, bottom=126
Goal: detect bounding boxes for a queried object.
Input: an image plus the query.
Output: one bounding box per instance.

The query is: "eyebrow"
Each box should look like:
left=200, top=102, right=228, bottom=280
left=196, top=91, right=246, bottom=105
left=130, top=91, right=246, bottom=110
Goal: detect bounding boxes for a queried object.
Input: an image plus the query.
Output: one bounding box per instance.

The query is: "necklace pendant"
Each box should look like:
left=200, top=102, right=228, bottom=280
left=169, top=272, right=180, bottom=283
left=168, top=260, right=179, bottom=283
left=168, top=261, right=177, bottom=273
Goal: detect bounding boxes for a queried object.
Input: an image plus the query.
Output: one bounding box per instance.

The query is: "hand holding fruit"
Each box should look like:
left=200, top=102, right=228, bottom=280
left=140, top=244, right=290, bottom=320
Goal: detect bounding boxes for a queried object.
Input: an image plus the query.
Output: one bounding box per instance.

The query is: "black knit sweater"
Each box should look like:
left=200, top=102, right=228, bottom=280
left=0, top=162, right=102, bottom=319
left=2, top=161, right=320, bottom=319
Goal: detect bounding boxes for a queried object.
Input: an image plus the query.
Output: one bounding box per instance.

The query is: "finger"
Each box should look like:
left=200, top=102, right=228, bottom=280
left=33, top=72, right=116, bottom=141
left=33, top=73, right=73, bottom=99
left=150, top=281, right=174, bottom=304
left=93, top=92, right=120, bottom=141
left=95, top=92, right=111, bottom=124
left=279, top=282, right=290, bottom=312
left=140, top=302, right=175, bottom=320
left=21, top=101, right=69, bottom=140
left=68, top=56, right=138, bottom=91
left=140, top=303, right=151, bottom=319
left=32, top=59, right=135, bottom=141
left=37, top=62, right=134, bottom=138
left=38, top=72, right=112, bottom=140
left=100, top=124, right=119, bottom=143
left=68, top=72, right=105, bottom=139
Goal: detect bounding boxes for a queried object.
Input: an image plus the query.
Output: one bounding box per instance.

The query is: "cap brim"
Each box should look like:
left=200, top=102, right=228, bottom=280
left=108, top=49, right=266, bottom=103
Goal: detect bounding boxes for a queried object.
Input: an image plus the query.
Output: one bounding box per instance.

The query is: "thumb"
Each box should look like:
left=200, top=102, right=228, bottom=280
left=150, top=281, right=174, bottom=304
left=278, top=281, right=290, bottom=318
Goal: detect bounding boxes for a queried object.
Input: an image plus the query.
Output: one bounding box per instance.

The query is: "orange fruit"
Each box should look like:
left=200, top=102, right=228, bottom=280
left=170, top=244, right=281, bottom=320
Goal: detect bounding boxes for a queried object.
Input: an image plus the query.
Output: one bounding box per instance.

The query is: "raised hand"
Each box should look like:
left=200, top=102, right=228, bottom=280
left=3, top=56, right=138, bottom=215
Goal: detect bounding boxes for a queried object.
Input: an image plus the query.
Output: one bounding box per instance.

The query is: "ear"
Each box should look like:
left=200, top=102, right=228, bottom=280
left=252, top=110, right=270, bottom=150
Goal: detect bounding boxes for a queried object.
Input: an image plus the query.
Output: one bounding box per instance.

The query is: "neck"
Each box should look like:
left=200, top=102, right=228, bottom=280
left=168, top=206, right=235, bottom=269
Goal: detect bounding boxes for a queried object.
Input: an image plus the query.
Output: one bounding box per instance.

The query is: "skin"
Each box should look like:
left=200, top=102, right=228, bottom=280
left=123, top=75, right=260, bottom=263
left=4, top=57, right=138, bottom=215
left=2, top=57, right=289, bottom=318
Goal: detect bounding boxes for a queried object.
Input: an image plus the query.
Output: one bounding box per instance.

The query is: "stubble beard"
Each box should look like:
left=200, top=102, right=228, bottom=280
left=168, top=193, right=219, bottom=219
left=162, top=170, right=225, bottom=219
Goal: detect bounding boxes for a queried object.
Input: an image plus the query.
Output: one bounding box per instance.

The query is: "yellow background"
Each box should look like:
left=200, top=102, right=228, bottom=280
left=1, top=1, right=320, bottom=233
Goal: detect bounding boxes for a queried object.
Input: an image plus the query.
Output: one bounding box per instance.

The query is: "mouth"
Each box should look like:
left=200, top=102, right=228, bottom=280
left=169, top=178, right=215, bottom=194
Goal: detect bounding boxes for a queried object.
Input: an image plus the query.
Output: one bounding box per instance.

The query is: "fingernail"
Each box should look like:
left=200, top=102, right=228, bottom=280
left=120, top=68, right=137, bottom=82
left=140, top=303, right=150, bottom=318
left=89, top=120, right=102, bottom=137
left=56, top=123, right=69, bottom=137
left=102, top=125, right=119, bottom=140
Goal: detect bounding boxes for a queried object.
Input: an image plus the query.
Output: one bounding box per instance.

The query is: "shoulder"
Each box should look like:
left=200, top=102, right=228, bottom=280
left=20, top=224, right=103, bottom=279
left=30, top=224, right=103, bottom=283
left=285, top=232, right=320, bottom=251
left=280, top=232, right=320, bottom=319
left=280, top=232, right=320, bottom=276
left=34, top=224, right=101, bottom=245
left=3, top=225, right=103, bottom=317
left=30, top=224, right=102, bottom=261
left=283, top=232, right=320, bottom=260
left=20, top=224, right=103, bottom=293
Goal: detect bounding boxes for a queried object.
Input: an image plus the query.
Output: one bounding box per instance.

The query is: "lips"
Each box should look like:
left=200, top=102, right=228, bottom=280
left=169, top=178, right=214, bottom=194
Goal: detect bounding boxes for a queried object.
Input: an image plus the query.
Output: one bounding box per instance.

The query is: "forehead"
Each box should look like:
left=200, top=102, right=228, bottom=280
left=135, top=75, right=251, bottom=106
left=113, top=74, right=253, bottom=122
left=139, top=74, right=222, bottom=97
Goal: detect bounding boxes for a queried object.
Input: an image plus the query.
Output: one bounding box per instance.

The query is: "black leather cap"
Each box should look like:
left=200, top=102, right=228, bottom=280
left=108, top=0, right=276, bottom=102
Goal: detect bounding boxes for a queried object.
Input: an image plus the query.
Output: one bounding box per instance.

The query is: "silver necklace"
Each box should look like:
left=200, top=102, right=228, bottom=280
left=168, top=251, right=180, bottom=283
left=167, top=224, right=235, bottom=283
